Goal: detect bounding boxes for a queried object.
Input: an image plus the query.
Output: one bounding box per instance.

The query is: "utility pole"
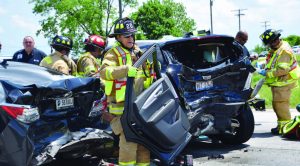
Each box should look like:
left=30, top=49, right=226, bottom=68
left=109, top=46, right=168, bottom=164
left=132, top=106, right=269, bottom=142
left=232, top=9, right=247, bottom=31
left=119, top=0, right=122, bottom=18
left=210, top=0, right=214, bottom=34
left=261, top=21, right=270, bottom=30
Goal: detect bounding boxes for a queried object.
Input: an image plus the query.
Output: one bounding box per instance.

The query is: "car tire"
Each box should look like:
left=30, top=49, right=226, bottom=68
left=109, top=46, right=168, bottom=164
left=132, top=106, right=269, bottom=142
left=219, top=104, right=254, bottom=145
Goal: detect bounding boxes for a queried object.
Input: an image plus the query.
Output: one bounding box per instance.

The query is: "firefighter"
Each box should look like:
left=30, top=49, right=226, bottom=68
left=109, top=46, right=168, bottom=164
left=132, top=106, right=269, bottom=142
left=77, top=35, right=106, bottom=77
left=99, top=17, right=150, bottom=166
left=40, top=35, right=77, bottom=75
left=259, top=29, right=300, bottom=135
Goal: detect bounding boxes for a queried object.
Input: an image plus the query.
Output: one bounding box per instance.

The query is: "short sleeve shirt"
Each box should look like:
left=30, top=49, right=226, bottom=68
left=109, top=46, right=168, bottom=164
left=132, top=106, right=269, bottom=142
left=12, top=48, right=47, bottom=65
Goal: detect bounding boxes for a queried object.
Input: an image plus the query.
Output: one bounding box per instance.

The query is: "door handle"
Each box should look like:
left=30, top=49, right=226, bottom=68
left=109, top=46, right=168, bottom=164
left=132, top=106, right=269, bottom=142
left=153, top=90, right=163, bottom=98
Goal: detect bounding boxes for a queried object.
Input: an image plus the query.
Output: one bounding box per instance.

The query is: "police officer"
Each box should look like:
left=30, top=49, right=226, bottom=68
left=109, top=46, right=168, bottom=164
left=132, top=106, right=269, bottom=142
left=99, top=17, right=150, bottom=166
left=77, top=35, right=106, bottom=77
left=13, top=36, right=47, bottom=65
left=259, top=29, right=300, bottom=135
left=40, top=35, right=77, bottom=75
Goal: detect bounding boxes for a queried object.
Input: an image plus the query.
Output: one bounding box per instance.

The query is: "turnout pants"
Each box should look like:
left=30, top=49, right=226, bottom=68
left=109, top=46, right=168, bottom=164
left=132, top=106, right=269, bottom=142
left=271, top=83, right=296, bottom=133
left=110, top=116, right=150, bottom=166
left=271, top=84, right=294, bottom=121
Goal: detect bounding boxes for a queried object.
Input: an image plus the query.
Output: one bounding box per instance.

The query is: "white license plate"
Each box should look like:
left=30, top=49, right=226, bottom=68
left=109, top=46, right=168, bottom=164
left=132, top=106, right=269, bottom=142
left=196, top=80, right=213, bottom=91
left=56, top=97, right=74, bottom=110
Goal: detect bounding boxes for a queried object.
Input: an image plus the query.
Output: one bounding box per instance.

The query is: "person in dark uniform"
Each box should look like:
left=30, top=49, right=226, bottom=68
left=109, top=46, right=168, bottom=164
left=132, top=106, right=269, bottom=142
left=235, top=31, right=250, bottom=57
left=12, top=36, right=47, bottom=65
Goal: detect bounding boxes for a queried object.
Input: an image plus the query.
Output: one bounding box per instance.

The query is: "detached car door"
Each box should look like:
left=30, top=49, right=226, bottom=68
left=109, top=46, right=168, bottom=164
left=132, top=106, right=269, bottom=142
left=121, top=44, right=191, bottom=165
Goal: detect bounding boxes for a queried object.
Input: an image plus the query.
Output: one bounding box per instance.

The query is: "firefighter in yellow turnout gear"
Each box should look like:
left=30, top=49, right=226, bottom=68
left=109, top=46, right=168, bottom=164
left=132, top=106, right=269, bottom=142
left=40, top=35, right=77, bottom=76
left=259, top=29, right=300, bottom=135
left=99, top=17, right=150, bottom=166
left=77, top=35, right=106, bottom=77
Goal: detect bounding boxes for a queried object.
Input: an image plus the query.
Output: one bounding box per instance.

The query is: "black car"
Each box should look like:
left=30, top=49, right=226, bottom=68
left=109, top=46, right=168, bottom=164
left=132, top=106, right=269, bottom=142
left=0, top=61, right=113, bottom=166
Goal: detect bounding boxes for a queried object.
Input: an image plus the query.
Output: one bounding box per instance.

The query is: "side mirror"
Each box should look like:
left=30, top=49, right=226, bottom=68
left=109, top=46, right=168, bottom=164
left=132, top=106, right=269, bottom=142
left=296, top=104, right=300, bottom=113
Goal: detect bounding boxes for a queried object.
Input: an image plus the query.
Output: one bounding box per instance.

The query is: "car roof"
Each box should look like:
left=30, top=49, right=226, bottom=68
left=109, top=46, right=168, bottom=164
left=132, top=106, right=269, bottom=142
left=0, top=61, right=73, bottom=86
left=0, top=55, right=12, bottom=61
left=136, top=34, right=234, bottom=51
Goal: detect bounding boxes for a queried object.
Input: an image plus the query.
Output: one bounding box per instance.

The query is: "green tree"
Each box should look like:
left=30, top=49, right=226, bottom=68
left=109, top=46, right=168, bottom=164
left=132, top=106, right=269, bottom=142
left=29, top=0, right=137, bottom=56
left=253, top=44, right=266, bottom=54
left=282, top=35, right=300, bottom=46
left=132, top=0, right=196, bottom=39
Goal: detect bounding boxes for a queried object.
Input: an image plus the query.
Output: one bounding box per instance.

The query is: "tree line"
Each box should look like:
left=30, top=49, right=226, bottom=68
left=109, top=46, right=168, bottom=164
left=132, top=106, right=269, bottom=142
left=253, top=35, right=300, bottom=54
left=30, top=0, right=196, bottom=56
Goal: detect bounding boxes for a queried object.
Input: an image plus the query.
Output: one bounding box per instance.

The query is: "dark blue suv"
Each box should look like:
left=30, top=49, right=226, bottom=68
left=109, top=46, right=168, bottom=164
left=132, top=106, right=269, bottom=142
left=135, top=34, right=260, bottom=145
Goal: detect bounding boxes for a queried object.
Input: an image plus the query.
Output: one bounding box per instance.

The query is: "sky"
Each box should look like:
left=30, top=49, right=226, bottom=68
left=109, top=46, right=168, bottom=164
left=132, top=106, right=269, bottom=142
left=0, top=0, right=299, bottom=56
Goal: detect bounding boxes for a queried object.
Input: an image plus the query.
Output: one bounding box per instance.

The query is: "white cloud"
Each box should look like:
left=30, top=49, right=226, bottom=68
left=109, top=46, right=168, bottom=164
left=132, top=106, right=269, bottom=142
left=0, top=6, right=6, bottom=15
left=11, top=14, right=40, bottom=32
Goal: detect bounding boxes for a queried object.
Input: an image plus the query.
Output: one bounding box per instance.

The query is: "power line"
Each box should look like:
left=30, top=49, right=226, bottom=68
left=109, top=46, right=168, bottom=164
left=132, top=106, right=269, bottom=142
left=261, top=21, right=270, bottom=31
left=232, top=9, right=247, bottom=31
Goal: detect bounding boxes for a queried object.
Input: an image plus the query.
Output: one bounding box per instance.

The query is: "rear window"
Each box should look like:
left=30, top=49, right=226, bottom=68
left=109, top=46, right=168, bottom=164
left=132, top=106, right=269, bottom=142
left=0, top=62, right=73, bottom=86
left=163, top=42, right=236, bottom=69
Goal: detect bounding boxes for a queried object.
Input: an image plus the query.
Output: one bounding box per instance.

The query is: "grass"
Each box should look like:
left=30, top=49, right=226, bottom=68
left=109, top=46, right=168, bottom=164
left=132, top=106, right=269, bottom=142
left=251, top=54, right=300, bottom=108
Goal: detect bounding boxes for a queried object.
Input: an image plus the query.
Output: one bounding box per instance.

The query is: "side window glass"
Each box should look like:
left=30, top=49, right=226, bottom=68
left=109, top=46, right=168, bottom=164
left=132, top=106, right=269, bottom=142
left=134, top=44, right=161, bottom=96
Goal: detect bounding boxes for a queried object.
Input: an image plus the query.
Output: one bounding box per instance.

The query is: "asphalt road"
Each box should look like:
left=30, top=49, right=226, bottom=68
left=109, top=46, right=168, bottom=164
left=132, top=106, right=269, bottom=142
left=47, top=109, right=300, bottom=166
left=187, top=109, right=300, bottom=166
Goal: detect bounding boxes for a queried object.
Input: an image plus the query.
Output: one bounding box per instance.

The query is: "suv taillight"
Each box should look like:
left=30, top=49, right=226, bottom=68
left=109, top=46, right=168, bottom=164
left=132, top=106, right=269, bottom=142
left=1, top=105, right=40, bottom=123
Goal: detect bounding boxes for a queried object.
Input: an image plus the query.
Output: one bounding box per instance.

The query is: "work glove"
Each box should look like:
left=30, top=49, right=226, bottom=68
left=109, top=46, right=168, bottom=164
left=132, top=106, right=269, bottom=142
left=258, top=69, right=266, bottom=76
left=127, top=66, right=138, bottom=77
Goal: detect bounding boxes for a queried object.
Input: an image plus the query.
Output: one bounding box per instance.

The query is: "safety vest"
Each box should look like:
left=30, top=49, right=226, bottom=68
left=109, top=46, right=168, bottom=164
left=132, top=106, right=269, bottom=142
left=143, top=60, right=157, bottom=89
left=104, top=46, right=133, bottom=105
left=265, top=42, right=300, bottom=86
left=77, top=52, right=100, bottom=77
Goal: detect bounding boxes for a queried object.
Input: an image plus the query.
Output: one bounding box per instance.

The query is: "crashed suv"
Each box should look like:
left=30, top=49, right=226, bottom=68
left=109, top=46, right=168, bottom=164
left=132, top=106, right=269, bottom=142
left=119, top=34, right=262, bottom=165
left=136, top=34, right=260, bottom=145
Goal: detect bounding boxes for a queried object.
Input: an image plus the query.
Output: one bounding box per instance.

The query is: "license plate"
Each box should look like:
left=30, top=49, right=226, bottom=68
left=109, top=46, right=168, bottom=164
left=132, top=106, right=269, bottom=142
left=196, top=80, right=213, bottom=91
left=56, top=97, right=74, bottom=110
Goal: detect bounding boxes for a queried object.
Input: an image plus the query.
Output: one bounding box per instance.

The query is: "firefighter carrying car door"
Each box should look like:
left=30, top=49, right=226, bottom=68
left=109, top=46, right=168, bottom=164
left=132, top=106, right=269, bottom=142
left=258, top=29, right=300, bottom=135
left=99, top=17, right=152, bottom=166
left=77, top=35, right=106, bottom=77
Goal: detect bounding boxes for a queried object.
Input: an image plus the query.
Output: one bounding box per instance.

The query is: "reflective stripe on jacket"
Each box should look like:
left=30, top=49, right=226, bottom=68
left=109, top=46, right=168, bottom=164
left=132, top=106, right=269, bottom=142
left=77, top=52, right=101, bottom=77
left=40, top=51, right=77, bottom=76
left=265, top=41, right=300, bottom=86
left=102, top=43, right=133, bottom=115
left=142, top=60, right=156, bottom=89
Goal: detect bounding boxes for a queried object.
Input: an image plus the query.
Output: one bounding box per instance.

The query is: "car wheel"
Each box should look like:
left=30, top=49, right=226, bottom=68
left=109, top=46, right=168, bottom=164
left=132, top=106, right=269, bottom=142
left=219, top=104, right=254, bottom=145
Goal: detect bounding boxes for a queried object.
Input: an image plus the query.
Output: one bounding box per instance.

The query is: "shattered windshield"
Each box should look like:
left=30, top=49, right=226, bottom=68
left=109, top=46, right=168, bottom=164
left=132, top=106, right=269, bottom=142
left=163, top=41, right=238, bottom=69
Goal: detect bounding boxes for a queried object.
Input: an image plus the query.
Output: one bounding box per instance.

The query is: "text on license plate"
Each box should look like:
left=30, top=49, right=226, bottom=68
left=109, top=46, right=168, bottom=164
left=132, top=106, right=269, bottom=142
left=56, top=97, right=74, bottom=110
left=196, top=80, right=213, bottom=91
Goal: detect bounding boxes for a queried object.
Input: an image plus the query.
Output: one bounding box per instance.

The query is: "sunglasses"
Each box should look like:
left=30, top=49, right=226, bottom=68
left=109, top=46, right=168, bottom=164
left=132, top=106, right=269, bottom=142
left=123, top=34, right=134, bottom=38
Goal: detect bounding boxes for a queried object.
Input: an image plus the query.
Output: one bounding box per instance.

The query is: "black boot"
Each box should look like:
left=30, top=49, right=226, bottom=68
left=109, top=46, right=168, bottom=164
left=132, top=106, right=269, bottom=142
left=271, top=127, right=280, bottom=135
